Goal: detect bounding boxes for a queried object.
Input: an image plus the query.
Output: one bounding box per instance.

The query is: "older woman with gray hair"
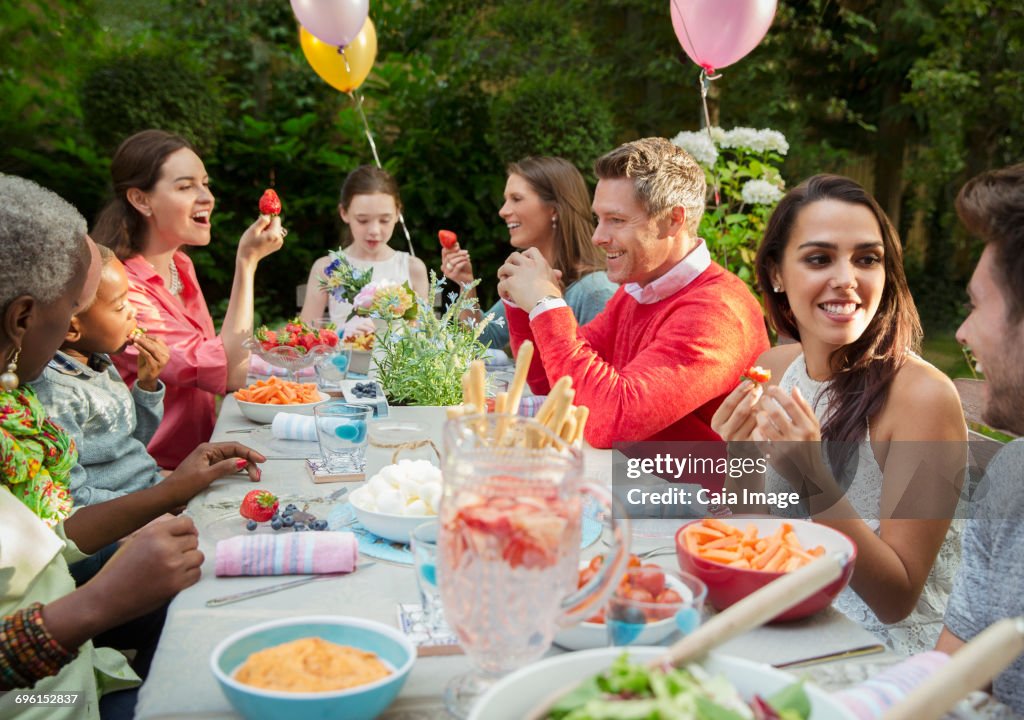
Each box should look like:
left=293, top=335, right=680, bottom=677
left=0, top=175, right=264, bottom=718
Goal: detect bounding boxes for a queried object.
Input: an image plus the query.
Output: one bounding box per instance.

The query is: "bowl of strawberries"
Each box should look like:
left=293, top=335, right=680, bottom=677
left=246, top=318, right=341, bottom=382
left=553, top=554, right=707, bottom=651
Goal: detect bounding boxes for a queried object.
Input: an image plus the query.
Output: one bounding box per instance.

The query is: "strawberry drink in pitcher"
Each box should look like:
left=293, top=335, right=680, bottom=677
left=437, top=413, right=630, bottom=718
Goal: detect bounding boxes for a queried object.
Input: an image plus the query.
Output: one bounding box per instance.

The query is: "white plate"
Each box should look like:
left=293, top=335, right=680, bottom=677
left=340, top=380, right=389, bottom=418
left=469, top=647, right=857, bottom=720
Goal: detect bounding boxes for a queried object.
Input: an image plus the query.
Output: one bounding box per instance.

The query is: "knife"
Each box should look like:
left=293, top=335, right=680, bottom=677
left=206, top=563, right=375, bottom=607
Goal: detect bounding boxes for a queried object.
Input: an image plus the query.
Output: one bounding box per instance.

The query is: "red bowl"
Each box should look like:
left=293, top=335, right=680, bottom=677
left=674, top=517, right=856, bottom=623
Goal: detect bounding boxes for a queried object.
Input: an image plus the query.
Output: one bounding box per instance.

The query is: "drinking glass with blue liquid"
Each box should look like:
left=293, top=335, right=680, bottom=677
left=314, top=346, right=352, bottom=391
left=314, top=402, right=371, bottom=472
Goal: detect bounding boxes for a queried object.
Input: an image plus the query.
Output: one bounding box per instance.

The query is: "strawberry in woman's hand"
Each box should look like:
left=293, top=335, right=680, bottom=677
left=259, top=189, right=282, bottom=216
left=741, top=365, right=772, bottom=384
left=438, top=229, right=458, bottom=249
left=240, top=490, right=279, bottom=522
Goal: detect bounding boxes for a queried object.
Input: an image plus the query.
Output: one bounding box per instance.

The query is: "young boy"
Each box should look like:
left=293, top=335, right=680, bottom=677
left=31, top=245, right=171, bottom=505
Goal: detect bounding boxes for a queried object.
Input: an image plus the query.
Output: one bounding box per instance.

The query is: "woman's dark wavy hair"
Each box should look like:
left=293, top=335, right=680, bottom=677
left=755, top=174, right=923, bottom=443
left=92, top=129, right=195, bottom=260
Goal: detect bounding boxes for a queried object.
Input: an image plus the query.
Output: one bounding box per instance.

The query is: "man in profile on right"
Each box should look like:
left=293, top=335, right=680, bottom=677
left=937, top=163, right=1024, bottom=714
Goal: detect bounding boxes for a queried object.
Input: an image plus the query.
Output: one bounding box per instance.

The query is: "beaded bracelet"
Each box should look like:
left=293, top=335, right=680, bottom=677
left=0, top=603, right=77, bottom=690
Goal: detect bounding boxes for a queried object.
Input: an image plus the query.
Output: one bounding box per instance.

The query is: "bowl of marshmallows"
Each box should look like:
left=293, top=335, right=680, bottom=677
left=348, top=460, right=443, bottom=543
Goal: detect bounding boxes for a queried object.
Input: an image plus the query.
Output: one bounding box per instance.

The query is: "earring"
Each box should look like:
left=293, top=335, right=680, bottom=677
left=1, top=347, right=20, bottom=391
left=773, top=285, right=783, bottom=293
left=551, top=216, right=558, bottom=229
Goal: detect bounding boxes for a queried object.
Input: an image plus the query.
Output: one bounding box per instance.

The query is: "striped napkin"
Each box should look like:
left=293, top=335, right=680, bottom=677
left=214, top=532, right=358, bottom=576
left=271, top=412, right=318, bottom=441
left=833, top=651, right=951, bottom=718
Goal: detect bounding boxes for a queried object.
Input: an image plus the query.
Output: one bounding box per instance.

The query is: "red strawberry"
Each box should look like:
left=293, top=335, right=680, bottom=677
left=240, top=490, right=278, bottom=522
left=259, top=189, right=282, bottom=216
left=318, top=329, right=339, bottom=347
left=741, top=365, right=771, bottom=384
left=438, top=229, right=458, bottom=249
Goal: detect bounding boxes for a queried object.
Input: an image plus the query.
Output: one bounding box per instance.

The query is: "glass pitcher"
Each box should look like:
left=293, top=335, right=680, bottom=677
left=437, top=413, right=630, bottom=717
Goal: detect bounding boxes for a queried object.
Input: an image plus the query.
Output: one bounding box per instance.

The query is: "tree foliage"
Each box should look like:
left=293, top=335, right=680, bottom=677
left=1, top=0, right=1019, bottom=330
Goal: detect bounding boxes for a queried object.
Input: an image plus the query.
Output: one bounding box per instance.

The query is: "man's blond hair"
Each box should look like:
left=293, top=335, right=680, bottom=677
left=594, top=137, right=706, bottom=235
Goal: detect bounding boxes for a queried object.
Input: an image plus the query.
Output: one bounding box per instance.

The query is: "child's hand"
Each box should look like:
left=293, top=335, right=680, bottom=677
left=135, top=334, right=170, bottom=391
left=343, top=316, right=376, bottom=339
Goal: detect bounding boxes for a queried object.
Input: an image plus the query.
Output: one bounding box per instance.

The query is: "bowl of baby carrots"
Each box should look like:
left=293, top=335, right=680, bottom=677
left=233, top=377, right=329, bottom=424
left=675, top=517, right=856, bottom=622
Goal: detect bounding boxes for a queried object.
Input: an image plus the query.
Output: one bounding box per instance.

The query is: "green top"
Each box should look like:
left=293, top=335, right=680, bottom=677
left=0, top=386, right=75, bottom=526
left=0, top=488, right=139, bottom=719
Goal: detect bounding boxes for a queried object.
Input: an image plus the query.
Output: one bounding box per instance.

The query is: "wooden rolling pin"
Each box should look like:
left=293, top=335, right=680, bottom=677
left=883, top=616, right=1024, bottom=720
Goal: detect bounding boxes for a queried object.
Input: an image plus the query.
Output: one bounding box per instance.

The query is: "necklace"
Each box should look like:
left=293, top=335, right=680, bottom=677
left=167, top=259, right=183, bottom=295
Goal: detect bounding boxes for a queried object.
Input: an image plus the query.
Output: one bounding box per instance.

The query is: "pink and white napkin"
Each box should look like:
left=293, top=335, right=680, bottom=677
left=215, top=531, right=358, bottom=576
left=833, top=651, right=951, bottom=718
left=248, top=354, right=315, bottom=378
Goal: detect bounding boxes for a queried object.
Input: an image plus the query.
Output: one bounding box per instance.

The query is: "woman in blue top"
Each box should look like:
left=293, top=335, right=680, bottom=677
left=441, top=156, right=616, bottom=349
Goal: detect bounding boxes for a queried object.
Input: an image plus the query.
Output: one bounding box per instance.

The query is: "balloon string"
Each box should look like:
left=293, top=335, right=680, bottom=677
left=341, top=47, right=416, bottom=257
left=699, top=68, right=722, bottom=208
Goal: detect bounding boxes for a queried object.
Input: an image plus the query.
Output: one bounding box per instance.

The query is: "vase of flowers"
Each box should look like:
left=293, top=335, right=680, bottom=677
left=318, top=251, right=374, bottom=321
left=372, top=274, right=497, bottom=406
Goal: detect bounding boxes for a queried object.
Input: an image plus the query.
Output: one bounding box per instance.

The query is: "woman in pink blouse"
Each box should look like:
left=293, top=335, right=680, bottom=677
left=92, top=130, right=284, bottom=468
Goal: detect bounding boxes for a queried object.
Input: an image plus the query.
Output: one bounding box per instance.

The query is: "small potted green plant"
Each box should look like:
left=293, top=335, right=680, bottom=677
left=372, top=274, right=497, bottom=406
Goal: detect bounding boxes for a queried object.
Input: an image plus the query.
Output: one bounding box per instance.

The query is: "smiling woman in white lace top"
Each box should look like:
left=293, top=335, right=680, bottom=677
left=712, top=174, right=967, bottom=654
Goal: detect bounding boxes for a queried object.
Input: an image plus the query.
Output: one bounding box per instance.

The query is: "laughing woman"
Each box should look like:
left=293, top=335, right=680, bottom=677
left=440, top=156, right=616, bottom=349
left=711, top=174, right=967, bottom=654
left=92, top=130, right=284, bottom=468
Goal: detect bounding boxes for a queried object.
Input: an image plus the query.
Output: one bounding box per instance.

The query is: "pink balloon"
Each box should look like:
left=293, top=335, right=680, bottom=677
left=670, top=0, right=777, bottom=73
left=291, top=0, right=369, bottom=47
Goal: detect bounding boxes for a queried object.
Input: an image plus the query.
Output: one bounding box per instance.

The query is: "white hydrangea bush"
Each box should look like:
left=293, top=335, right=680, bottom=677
left=670, top=126, right=789, bottom=291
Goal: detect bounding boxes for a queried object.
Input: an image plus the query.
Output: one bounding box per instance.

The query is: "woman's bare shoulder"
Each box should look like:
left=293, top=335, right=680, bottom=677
left=883, top=355, right=966, bottom=439
left=757, top=342, right=803, bottom=385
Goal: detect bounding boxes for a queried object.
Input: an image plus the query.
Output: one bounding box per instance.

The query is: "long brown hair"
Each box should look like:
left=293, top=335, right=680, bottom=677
left=756, top=174, right=923, bottom=443
left=507, top=157, right=604, bottom=287
left=338, top=166, right=402, bottom=249
left=92, top=130, right=195, bottom=260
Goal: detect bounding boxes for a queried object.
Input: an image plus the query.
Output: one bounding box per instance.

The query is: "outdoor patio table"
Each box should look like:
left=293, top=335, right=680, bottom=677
left=133, top=397, right=900, bottom=719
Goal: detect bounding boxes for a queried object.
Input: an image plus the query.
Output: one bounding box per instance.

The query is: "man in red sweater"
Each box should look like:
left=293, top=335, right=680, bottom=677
left=498, top=137, right=769, bottom=448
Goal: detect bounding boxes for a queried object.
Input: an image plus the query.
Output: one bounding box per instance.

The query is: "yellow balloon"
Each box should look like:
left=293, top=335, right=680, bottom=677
left=300, top=18, right=377, bottom=93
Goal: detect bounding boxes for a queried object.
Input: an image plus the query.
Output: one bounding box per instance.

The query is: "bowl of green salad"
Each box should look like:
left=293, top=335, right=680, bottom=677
left=467, top=646, right=856, bottom=720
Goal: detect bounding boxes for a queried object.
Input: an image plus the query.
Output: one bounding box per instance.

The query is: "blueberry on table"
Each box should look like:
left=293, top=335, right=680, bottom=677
left=271, top=519, right=283, bottom=531
left=246, top=520, right=258, bottom=531
left=282, top=515, right=295, bottom=527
